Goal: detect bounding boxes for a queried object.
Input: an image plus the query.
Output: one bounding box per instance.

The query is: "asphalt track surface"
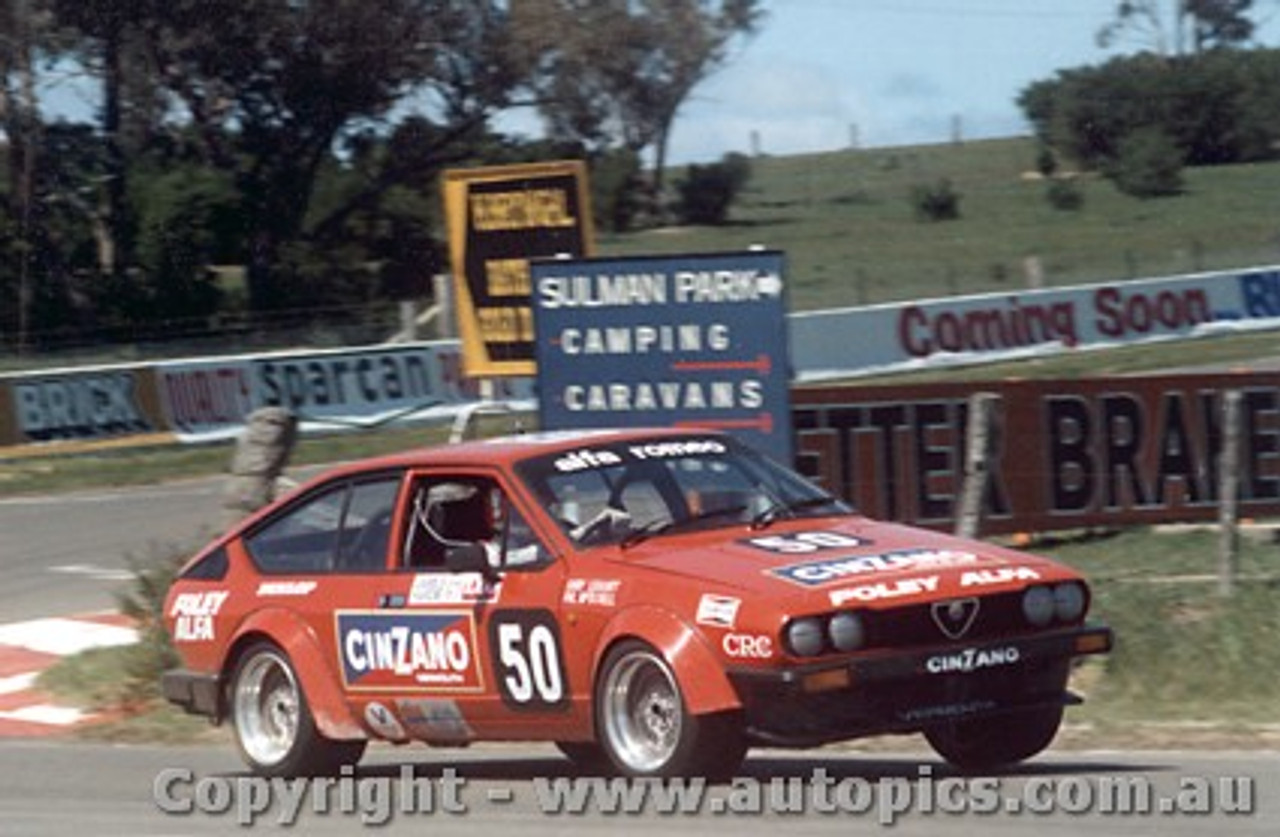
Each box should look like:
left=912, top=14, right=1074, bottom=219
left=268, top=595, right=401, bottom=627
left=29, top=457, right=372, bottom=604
left=0, top=479, right=226, bottom=623
left=0, top=739, right=1273, bottom=835
left=0, top=466, right=329, bottom=623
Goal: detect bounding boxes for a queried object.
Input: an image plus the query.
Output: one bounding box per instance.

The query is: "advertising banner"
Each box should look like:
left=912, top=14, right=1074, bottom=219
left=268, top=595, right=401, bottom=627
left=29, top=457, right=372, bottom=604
left=793, top=373, right=1280, bottom=534
left=4, top=366, right=166, bottom=444
left=531, top=250, right=794, bottom=462
left=154, top=341, right=534, bottom=442
left=442, top=160, right=594, bottom=378
left=790, top=265, right=1280, bottom=379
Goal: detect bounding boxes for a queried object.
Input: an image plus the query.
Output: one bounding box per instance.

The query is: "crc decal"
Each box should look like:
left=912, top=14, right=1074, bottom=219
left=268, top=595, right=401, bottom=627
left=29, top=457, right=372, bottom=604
left=395, top=698, right=475, bottom=742
left=408, top=573, right=499, bottom=606
left=562, top=578, right=621, bottom=607
left=363, top=701, right=407, bottom=740
left=745, top=531, right=868, bottom=554
left=337, top=611, right=483, bottom=692
left=960, top=567, right=1040, bottom=587
left=169, top=591, right=229, bottom=642
left=829, top=575, right=939, bottom=607
left=695, top=594, right=741, bottom=629
left=924, top=645, right=1021, bottom=675
left=772, top=549, right=984, bottom=587
left=488, top=610, right=568, bottom=711
left=722, top=633, right=774, bottom=660
left=256, top=580, right=317, bottom=597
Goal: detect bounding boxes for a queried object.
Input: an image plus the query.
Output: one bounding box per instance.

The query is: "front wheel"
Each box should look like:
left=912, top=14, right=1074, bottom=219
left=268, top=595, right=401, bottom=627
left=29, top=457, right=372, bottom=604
left=925, top=705, right=1064, bottom=772
left=230, top=642, right=366, bottom=777
left=595, top=640, right=745, bottom=778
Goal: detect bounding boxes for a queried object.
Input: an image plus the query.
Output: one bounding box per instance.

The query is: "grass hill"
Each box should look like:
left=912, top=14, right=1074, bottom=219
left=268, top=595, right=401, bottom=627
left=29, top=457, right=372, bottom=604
left=599, top=136, right=1280, bottom=312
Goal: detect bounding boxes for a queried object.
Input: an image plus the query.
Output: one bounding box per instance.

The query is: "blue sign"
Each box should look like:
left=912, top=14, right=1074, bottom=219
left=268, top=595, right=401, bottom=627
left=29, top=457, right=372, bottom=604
left=530, top=250, right=793, bottom=462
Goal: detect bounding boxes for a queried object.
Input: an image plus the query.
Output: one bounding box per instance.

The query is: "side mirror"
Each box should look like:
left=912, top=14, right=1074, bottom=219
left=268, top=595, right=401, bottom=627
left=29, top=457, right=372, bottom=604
left=444, top=542, right=501, bottom=582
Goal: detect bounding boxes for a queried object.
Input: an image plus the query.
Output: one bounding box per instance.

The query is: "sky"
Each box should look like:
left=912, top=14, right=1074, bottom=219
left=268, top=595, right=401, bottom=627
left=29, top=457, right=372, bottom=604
left=35, top=1, right=1280, bottom=165
left=662, top=0, right=1280, bottom=164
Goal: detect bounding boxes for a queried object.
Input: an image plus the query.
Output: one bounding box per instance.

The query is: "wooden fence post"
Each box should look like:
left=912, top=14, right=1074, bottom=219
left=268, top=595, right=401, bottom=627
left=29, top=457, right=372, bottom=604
left=955, top=392, right=1000, bottom=540
left=1218, top=389, right=1243, bottom=597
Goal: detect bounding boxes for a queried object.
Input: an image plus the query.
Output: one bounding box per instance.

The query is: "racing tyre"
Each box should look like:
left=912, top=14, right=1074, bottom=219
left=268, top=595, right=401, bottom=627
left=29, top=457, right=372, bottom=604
left=230, top=642, right=366, bottom=777
left=596, top=640, right=746, bottom=778
left=924, top=705, right=1064, bottom=772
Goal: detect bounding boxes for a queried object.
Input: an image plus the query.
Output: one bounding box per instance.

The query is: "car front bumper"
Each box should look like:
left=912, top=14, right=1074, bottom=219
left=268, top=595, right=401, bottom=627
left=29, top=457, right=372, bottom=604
left=726, top=624, right=1112, bottom=746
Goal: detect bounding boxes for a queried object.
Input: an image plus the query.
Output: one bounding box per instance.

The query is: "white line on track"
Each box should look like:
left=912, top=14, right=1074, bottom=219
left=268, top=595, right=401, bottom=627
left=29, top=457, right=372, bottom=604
left=0, top=618, right=137, bottom=656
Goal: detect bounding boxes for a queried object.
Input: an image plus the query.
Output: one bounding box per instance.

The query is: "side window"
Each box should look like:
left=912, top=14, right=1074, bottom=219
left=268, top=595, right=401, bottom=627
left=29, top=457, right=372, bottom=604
left=244, top=475, right=401, bottom=574
left=334, top=478, right=402, bottom=572
left=245, top=486, right=346, bottom=573
left=401, top=476, right=549, bottom=570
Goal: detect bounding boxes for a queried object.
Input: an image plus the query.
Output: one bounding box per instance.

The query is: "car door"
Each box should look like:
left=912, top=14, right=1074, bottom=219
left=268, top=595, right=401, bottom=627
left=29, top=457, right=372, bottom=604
left=350, top=467, right=580, bottom=744
left=240, top=470, right=410, bottom=737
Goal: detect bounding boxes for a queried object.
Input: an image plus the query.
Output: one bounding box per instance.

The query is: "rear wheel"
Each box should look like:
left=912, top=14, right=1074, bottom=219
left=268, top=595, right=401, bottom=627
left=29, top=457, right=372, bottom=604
left=925, top=705, right=1063, bottom=772
left=230, top=642, right=366, bottom=777
left=595, top=640, right=746, bottom=778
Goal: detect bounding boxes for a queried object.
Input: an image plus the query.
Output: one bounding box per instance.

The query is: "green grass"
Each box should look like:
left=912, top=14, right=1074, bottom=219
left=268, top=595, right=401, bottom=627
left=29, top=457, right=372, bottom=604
left=1037, top=527, right=1280, bottom=724
left=601, top=138, right=1280, bottom=311
left=36, top=645, right=219, bottom=744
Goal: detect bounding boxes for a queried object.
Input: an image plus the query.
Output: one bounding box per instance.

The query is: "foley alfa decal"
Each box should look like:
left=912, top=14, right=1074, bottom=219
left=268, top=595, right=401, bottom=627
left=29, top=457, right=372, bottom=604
left=337, top=611, right=483, bottom=692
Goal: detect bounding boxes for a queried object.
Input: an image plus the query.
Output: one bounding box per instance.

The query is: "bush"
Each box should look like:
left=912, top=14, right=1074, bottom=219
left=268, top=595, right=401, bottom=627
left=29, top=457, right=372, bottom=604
left=1045, top=178, right=1084, bottom=211
left=910, top=178, right=962, bottom=221
left=589, top=148, right=646, bottom=233
left=113, top=545, right=189, bottom=708
left=1107, top=128, right=1185, bottom=198
left=1035, top=144, right=1058, bottom=177
left=675, top=152, right=752, bottom=225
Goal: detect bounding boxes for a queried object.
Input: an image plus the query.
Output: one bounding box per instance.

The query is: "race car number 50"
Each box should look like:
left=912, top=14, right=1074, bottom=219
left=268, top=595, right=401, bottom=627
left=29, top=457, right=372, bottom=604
left=490, top=610, right=568, bottom=711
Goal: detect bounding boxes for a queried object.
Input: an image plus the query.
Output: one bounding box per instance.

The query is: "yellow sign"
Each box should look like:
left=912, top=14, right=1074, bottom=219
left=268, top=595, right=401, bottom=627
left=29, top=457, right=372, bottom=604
left=443, top=161, right=594, bottom=378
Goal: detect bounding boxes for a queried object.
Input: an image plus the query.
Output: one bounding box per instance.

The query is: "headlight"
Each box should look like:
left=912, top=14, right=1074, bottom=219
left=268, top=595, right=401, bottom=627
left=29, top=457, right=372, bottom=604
left=784, top=617, right=825, bottom=657
left=1021, top=585, right=1055, bottom=627
left=1053, top=582, right=1086, bottom=622
left=828, top=612, right=865, bottom=652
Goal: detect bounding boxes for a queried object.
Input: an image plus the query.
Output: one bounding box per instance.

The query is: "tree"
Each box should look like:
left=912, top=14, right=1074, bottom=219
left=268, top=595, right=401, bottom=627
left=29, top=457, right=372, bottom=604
left=524, top=0, right=762, bottom=204
left=0, top=0, right=49, bottom=352
left=1018, top=50, right=1280, bottom=170
left=130, top=0, right=526, bottom=317
left=1097, top=0, right=1254, bottom=55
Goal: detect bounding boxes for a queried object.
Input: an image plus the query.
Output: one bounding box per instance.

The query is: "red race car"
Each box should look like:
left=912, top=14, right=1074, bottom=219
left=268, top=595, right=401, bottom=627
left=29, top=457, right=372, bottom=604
left=163, top=428, right=1112, bottom=778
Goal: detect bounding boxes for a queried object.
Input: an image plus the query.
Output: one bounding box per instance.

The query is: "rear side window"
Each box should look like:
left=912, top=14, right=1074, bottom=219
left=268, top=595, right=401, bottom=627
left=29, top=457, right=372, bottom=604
left=245, top=475, right=401, bottom=574
left=335, top=479, right=401, bottom=572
